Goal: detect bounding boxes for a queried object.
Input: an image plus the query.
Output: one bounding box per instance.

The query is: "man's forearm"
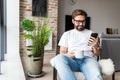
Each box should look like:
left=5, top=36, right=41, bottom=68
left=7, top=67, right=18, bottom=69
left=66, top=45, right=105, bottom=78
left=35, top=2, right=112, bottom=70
left=92, top=46, right=101, bottom=56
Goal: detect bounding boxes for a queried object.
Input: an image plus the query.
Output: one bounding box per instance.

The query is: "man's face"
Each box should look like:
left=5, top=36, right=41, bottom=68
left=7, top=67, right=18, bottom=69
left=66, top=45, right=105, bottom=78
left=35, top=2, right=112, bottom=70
left=72, top=15, right=86, bottom=31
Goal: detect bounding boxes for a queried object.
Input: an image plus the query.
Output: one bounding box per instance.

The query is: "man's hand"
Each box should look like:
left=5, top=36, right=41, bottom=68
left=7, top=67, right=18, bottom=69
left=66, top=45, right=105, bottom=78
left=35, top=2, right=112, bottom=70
left=66, top=50, right=75, bottom=58
left=88, top=36, right=99, bottom=47
left=88, top=36, right=101, bottom=56
left=60, top=46, right=75, bottom=58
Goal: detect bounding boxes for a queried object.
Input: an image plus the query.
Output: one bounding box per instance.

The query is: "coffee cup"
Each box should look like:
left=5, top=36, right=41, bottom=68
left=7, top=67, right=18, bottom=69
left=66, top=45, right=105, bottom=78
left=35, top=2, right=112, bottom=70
left=74, top=50, right=84, bottom=59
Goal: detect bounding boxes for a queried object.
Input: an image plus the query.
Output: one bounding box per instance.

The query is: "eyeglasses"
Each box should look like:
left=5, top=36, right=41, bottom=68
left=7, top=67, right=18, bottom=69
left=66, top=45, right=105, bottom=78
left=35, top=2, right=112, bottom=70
left=74, top=19, right=86, bottom=23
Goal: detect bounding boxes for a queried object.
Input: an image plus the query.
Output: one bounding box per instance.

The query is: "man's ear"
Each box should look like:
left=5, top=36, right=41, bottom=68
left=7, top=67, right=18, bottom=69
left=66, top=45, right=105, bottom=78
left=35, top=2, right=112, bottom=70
left=72, top=19, right=74, bottom=24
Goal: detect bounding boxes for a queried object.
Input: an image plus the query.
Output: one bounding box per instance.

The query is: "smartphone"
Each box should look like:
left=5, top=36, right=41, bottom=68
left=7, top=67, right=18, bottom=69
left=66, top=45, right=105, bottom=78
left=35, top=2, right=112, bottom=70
left=91, top=33, right=98, bottom=38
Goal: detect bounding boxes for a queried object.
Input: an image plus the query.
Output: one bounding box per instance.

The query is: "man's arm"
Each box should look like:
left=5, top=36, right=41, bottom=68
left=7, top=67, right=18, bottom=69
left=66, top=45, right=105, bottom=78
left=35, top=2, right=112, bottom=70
left=59, top=46, right=75, bottom=58
left=88, top=37, right=101, bottom=56
left=92, top=45, right=101, bottom=56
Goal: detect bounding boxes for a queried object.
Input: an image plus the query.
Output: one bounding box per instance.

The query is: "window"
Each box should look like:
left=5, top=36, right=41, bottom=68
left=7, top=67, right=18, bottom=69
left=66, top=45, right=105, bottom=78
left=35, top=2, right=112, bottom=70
left=0, top=0, right=6, bottom=73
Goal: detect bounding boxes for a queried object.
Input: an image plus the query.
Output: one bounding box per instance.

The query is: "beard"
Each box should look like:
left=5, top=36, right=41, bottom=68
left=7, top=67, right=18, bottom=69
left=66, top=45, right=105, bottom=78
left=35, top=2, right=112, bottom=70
left=75, top=25, right=85, bottom=31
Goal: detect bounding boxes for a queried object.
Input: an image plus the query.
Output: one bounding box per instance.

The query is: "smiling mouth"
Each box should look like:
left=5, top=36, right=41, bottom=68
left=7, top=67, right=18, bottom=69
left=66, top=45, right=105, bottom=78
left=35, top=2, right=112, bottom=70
left=76, top=25, right=84, bottom=31
left=78, top=25, right=83, bottom=28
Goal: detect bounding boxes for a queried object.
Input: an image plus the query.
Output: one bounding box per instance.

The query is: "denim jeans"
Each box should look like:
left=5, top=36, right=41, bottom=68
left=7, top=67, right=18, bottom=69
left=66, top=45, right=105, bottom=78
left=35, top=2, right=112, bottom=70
left=50, top=54, right=103, bottom=80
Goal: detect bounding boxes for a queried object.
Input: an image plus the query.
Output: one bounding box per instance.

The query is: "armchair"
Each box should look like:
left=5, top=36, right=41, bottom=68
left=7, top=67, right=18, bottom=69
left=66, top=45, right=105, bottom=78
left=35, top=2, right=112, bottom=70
left=50, top=38, right=115, bottom=80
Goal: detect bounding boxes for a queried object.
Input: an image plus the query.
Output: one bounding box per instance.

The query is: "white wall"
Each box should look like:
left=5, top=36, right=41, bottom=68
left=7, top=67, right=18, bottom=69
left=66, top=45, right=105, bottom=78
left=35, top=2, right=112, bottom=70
left=58, top=0, right=120, bottom=38
left=6, top=0, right=25, bottom=80
left=7, top=0, right=19, bottom=54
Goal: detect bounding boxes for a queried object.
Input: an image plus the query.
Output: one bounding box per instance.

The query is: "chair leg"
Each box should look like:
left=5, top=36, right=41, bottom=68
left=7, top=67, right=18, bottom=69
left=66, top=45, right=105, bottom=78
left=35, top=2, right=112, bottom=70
left=112, top=72, right=115, bottom=80
left=53, top=67, right=57, bottom=80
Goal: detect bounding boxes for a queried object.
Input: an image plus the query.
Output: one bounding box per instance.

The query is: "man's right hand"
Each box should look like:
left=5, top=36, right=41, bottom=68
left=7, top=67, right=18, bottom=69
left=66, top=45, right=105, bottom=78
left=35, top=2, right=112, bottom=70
left=59, top=46, right=75, bottom=58
left=66, top=50, right=75, bottom=58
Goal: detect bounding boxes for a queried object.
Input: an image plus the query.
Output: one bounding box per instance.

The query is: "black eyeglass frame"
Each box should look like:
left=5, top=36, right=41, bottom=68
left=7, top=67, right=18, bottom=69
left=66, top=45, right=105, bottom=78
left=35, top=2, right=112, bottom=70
left=73, top=19, right=86, bottom=23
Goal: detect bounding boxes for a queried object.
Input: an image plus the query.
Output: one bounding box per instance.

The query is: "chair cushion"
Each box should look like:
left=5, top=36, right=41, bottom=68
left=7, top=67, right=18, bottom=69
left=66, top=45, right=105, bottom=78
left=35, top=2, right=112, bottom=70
left=98, top=58, right=115, bottom=75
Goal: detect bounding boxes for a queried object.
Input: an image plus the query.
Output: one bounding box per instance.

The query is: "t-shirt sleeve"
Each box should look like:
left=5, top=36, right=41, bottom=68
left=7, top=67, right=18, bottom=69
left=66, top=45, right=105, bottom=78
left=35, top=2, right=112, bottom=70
left=58, top=32, right=68, bottom=48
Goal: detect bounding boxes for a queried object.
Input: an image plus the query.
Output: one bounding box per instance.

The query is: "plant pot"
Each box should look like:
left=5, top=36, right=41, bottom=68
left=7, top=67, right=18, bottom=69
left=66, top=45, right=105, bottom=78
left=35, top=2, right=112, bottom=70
left=28, top=56, right=43, bottom=75
left=26, top=47, right=45, bottom=77
left=26, top=47, right=32, bottom=56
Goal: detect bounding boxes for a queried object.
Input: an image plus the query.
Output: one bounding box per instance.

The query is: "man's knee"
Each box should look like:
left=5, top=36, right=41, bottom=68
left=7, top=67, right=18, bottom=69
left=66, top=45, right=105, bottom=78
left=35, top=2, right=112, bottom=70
left=50, top=54, right=67, bottom=67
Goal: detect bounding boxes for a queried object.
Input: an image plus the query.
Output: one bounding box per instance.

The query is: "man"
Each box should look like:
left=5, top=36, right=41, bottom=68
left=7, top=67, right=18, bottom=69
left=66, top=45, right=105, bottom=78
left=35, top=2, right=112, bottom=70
left=51, top=9, right=103, bottom=80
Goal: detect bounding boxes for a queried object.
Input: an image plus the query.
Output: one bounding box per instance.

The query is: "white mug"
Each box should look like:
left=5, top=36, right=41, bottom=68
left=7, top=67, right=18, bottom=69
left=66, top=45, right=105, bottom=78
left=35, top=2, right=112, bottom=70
left=74, top=50, right=84, bottom=59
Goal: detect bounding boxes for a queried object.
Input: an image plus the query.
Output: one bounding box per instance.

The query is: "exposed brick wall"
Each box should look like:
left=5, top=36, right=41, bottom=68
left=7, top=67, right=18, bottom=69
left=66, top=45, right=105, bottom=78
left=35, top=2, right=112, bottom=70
left=20, top=0, right=58, bottom=53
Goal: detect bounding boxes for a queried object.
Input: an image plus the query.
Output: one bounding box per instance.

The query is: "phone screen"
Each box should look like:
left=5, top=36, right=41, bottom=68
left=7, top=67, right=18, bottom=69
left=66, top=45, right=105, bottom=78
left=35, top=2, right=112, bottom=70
left=91, top=33, right=98, bottom=38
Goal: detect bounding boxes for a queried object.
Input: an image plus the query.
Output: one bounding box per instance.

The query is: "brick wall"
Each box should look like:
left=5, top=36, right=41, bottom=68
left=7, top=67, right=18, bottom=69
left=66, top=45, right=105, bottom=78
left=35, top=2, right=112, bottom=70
left=20, top=0, right=58, bottom=53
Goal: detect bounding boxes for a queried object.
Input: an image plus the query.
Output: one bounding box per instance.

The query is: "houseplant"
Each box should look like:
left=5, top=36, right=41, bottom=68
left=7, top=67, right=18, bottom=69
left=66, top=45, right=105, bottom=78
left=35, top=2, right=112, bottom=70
left=21, top=18, right=51, bottom=77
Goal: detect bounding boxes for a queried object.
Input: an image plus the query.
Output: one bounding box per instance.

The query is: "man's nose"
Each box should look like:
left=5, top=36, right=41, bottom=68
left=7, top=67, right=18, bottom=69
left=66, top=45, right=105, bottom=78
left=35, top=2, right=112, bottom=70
left=79, top=22, right=83, bottom=25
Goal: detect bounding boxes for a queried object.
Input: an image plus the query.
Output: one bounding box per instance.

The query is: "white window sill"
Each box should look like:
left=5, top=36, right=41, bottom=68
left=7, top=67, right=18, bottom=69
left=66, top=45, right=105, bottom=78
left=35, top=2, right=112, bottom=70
left=0, top=53, right=26, bottom=80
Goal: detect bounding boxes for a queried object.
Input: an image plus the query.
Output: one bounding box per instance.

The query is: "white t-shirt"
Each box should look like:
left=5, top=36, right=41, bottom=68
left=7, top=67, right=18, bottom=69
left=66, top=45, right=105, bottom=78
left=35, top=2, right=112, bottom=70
left=58, top=29, right=96, bottom=58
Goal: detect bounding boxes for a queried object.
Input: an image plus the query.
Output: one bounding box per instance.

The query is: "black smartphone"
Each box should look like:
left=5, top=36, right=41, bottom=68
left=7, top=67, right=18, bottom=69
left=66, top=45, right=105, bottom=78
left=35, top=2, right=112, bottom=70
left=91, top=33, right=98, bottom=38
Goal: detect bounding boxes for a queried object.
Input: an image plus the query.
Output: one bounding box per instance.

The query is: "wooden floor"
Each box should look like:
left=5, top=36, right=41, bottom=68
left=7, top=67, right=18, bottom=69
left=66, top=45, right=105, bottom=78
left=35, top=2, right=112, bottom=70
left=21, top=52, right=120, bottom=80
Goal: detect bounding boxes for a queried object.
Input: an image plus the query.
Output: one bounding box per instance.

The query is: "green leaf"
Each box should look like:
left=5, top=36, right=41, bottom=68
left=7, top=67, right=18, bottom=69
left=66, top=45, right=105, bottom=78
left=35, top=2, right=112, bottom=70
left=21, top=19, right=35, bottom=31
left=22, top=34, right=33, bottom=39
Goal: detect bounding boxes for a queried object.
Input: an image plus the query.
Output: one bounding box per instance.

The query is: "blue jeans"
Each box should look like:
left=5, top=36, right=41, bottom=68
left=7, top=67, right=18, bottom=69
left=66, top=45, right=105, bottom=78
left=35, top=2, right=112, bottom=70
left=51, top=54, right=103, bottom=80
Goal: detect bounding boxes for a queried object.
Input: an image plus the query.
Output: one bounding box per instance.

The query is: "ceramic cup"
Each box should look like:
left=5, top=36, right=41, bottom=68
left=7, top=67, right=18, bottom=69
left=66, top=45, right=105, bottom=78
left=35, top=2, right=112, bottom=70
left=74, top=50, right=84, bottom=59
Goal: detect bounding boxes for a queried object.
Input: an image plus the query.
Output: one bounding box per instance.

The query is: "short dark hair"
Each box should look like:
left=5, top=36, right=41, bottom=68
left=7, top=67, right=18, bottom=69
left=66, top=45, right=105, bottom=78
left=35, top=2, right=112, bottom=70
left=72, top=9, right=87, bottom=20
